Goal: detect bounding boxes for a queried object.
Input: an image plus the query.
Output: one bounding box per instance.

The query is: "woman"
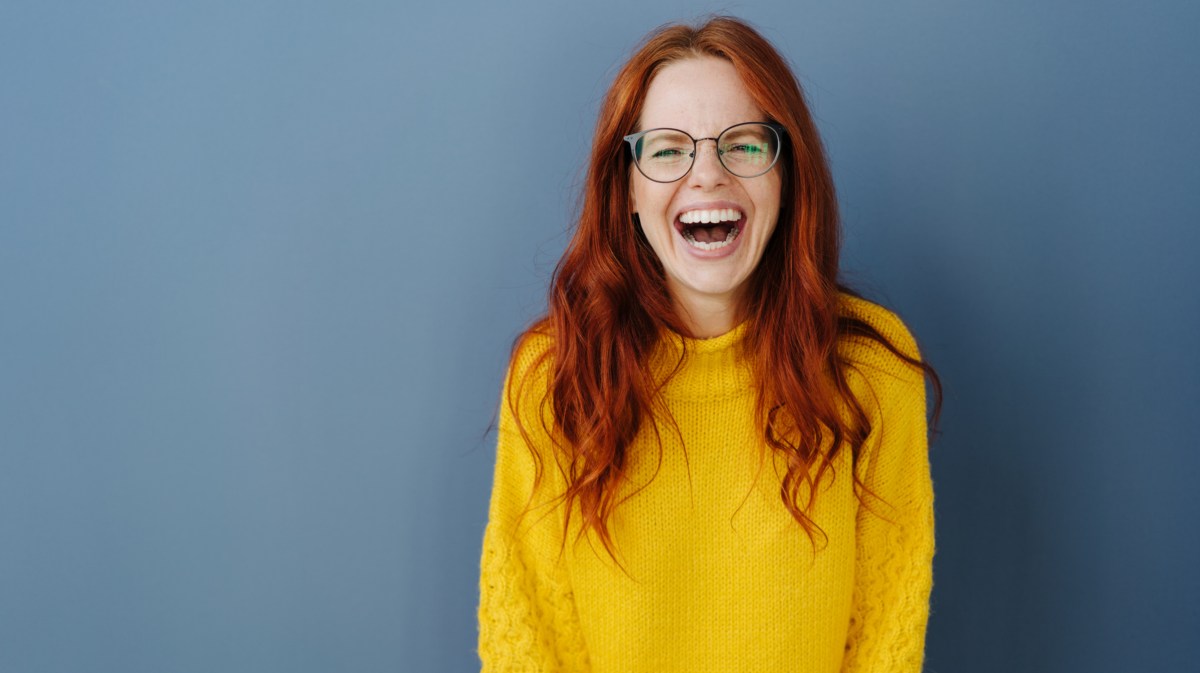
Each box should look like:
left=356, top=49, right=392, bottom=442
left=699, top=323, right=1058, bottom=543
left=479, top=16, right=940, bottom=673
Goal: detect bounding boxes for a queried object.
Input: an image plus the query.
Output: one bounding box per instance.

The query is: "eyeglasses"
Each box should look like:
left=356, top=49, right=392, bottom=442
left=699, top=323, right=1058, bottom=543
left=624, top=122, right=784, bottom=183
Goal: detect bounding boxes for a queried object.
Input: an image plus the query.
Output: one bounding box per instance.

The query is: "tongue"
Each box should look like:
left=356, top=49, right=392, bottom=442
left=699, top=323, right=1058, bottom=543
left=691, top=223, right=732, bottom=243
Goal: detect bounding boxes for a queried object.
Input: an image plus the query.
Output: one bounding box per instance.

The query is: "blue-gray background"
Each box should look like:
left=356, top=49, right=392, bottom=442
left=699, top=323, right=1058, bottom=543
left=2, top=1, right=1197, bottom=671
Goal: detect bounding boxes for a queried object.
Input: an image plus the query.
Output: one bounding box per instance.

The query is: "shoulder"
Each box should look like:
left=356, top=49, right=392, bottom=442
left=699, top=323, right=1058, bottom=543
left=498, top=322, right=559, bottom=446
left=835, top=296, right=933, bottom=504
left=505, top=322, right=556, bottom=396
left=488, top=326, right=567, bottom=531
left=835, top=293, right=927, bottom=418
left=837, top=293, right=921, bottom=364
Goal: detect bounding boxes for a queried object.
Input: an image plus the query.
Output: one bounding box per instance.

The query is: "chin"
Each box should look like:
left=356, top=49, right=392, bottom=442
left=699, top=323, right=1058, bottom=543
left=672, top=271, right=747, bottom=301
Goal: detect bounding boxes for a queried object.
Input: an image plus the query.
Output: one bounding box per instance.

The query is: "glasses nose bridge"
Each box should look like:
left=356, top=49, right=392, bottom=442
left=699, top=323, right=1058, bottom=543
left=690, top=135, right=725, bottom=170
left=692, top=135, right=721, bottom=155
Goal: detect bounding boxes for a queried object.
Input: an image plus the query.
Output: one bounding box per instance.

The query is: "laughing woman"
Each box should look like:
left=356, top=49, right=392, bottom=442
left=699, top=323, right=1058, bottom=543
left=479, top=16, right=941, bottom=673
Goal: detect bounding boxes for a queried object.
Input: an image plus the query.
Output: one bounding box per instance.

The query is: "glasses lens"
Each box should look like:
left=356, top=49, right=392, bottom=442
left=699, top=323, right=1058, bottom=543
left=718, top=123, right=780, bottom=178
left=633, top=129, right=694, bottom=182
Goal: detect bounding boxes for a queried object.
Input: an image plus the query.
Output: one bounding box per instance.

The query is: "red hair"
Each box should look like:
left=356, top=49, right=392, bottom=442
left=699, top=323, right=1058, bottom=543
left=507, top=16, right=941, bottom=558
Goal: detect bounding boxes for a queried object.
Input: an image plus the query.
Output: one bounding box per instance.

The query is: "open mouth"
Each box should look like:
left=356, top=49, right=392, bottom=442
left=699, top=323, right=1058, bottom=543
left=676, top=208, right=744, bottom=251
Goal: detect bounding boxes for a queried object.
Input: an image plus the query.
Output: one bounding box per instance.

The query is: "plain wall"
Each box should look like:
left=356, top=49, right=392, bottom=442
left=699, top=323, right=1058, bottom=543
left=2, top=1, right=1197, bottom=671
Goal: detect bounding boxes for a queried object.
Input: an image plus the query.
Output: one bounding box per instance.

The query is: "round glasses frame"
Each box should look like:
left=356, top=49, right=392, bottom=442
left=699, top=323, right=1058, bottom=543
left=623, top=121, right=785, bottom=183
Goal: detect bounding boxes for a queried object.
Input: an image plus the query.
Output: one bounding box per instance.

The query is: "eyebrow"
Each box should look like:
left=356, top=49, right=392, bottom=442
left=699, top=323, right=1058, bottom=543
left=629, top=121, right=772, bottom=137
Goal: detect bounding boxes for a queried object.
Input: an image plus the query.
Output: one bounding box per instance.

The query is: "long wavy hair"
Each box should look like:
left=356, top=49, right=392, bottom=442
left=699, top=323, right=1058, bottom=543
left=507, top=16, right=941, bottom=559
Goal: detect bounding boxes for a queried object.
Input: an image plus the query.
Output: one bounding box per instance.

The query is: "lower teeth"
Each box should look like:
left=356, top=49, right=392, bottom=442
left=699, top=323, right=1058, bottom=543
left=683, top=226, right=739, bottom=250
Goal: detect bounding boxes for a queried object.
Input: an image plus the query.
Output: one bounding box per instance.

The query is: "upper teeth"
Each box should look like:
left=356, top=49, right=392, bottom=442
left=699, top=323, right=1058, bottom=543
left=679, top=208, right=741, bottom=225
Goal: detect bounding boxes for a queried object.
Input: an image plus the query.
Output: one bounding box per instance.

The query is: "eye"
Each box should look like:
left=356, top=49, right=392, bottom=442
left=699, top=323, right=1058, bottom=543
left=724, top=143, right=767, bottom=155
left=651, top=147, right=687, bottom=159
left=639, top=130, right=693, bottom=163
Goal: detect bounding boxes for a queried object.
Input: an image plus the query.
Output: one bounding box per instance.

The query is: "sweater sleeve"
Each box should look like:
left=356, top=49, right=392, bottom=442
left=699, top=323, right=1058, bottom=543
left=478, top=344, right=591, bottom=673
left=840, top=321, right=936, bottom=673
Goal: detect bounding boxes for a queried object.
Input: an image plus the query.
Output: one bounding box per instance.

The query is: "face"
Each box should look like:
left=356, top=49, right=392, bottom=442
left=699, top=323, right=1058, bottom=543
left=630, top=57, right=782, bottom=319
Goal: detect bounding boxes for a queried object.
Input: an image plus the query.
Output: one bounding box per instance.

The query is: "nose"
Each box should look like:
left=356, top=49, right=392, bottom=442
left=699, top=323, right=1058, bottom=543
left=687, top=138, right=728, bottom=188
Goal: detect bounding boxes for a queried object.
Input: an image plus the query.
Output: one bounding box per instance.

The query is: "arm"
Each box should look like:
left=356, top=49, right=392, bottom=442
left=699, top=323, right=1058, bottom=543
left=841, top=333, right=936, bottom=673
left=478, top=345, right=590, bottom=673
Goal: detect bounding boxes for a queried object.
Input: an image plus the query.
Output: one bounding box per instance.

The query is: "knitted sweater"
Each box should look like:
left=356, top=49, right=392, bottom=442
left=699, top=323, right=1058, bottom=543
left=478, top=295, right=934, bottom=672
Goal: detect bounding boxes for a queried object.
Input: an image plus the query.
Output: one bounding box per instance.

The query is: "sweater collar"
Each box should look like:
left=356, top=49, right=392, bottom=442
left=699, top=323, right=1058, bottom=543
left=650, top=321, right=756, bottom=401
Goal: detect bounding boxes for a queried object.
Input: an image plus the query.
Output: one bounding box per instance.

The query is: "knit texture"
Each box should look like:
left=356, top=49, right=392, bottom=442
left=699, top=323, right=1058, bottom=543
left=479, top=294, right=934, bottom=673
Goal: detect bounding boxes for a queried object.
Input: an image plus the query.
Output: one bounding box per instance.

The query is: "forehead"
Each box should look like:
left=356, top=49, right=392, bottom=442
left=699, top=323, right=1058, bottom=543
left=638, top=56, right=764, bottom=134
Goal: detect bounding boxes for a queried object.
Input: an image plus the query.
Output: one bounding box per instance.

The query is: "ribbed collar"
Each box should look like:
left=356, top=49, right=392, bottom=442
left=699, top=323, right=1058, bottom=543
left=649, top=321, right=756, bottom=401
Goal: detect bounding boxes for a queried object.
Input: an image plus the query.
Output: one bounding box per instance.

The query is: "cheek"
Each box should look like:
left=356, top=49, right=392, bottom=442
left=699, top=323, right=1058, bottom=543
left=631, top=179, right=654, bottom=216
left=757, top=177, right=784, bottom=230
left=633, top=180, right=676, bottom=218
left=628, top=171, right=663, bottom=215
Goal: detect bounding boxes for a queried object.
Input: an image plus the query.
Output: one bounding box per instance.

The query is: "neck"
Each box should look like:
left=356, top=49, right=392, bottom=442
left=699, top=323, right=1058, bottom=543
left=651, top=317, right=752, bottom=400
left=671, top=286, right=743, bottom=339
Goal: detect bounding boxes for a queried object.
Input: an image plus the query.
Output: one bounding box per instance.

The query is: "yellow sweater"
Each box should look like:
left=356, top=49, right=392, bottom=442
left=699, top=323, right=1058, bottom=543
left=479, top=295, right=934, bottom=672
